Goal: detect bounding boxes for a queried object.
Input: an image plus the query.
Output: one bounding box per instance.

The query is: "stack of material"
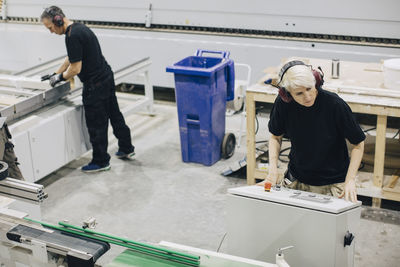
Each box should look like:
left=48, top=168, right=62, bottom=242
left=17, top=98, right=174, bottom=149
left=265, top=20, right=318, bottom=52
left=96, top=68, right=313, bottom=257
left=0, top=178, right=47, bottom=203
left=0, top=73, right=70, bottom=123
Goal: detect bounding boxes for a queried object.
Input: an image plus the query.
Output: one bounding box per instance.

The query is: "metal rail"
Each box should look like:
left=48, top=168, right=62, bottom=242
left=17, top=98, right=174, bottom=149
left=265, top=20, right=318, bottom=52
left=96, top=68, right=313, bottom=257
left=0, top=56, right=152, bottom=123
left=0, top=178, right=47, bottom=203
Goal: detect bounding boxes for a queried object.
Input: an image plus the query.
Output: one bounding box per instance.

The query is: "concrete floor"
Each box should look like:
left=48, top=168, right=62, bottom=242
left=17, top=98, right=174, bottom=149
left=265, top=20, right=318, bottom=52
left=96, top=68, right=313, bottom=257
left=39, top=102, right=400, bottom=267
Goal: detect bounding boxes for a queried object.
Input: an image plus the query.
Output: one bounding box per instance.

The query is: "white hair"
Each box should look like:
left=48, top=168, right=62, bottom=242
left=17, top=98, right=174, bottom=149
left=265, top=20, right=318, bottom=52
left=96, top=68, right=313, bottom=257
left=279, top=64, right=315, bottom=92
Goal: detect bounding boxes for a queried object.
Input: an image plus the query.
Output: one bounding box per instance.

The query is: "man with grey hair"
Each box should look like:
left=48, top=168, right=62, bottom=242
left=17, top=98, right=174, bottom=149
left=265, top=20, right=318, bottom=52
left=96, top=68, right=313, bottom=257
left=261, top=60, right=365, bottom=203
left=41, top=6, right=135, bottom=172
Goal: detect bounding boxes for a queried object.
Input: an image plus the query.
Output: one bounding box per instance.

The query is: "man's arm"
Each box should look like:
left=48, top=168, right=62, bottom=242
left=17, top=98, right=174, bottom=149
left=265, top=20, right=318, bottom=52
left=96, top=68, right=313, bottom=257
left=55, top=57, right=71, bottom=74
left=61, top=61, right=82, bottom=80
left=257, top=133, right=282, bottom=186
left=268, top=134, right=283, bottom=185
left=341, top=141, right=364, bottom=202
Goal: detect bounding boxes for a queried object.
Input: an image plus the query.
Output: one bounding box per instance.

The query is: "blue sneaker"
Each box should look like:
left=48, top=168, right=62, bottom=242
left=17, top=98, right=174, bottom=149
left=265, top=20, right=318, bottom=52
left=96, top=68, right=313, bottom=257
left=115, top=150, right=135, bottom=159
left=81, top=163, right=111, bottom=173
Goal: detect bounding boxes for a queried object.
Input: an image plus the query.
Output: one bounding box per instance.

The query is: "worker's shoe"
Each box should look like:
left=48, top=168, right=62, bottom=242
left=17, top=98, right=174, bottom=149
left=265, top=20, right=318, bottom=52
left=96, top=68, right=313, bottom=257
left=81, top=163, right=111, bottom=173
left=115, top=149, right=135, bottom=159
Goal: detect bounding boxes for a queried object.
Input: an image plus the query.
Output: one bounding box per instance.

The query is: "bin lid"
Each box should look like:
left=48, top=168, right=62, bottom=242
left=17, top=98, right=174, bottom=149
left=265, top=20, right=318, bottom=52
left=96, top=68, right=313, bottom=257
left=228, top=185, right=361, bottom=214
left=166, top=56, right=231, bottom=77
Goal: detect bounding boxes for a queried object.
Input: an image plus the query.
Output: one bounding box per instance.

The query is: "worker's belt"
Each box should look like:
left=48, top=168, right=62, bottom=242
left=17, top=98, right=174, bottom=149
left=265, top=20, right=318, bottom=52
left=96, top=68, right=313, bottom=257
left=284, top=170, right=297, bottom=186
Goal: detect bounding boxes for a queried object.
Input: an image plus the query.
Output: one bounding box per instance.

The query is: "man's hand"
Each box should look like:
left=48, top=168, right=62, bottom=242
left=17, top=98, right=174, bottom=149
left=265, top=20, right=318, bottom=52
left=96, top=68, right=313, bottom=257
left=49, top=73, right=65, bottom=87
left=256, top=171, right=278, bottom=187
left=339, top=179, right=358, bottom=203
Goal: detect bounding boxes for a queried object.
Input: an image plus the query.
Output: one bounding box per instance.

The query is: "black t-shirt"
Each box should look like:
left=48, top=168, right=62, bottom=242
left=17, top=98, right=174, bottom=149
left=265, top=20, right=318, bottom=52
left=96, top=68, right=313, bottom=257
left=65, top=23, right=110, bottom=83
left=268, top=89, right=365, bottom=186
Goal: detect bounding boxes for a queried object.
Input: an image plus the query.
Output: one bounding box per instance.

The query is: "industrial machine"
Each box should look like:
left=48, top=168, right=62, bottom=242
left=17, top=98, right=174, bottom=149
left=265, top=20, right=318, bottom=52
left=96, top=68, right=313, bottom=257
left=227, top=185, right=361, bottom=267
left=0, top=157, right=289, bottom=267
left=0, top=162, right=290, bottom=267
left=0, top=57, right=154, bottom=183
left=0, top=214, right=293, bottom=267
left=0, top=192, right=291, bottom=267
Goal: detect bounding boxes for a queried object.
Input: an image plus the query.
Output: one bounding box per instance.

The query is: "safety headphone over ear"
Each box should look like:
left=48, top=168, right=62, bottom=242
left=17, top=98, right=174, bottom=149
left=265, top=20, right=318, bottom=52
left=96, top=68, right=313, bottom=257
left=45, top=7, right=64, bottom=27
left=265, top=60, right=324, bottom=103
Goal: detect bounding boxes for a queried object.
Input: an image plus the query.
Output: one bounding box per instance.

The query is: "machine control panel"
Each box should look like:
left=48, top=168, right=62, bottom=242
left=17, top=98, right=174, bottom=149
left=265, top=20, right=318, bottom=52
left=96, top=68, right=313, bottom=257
left=228, top=185, right=361, bottom=214
left=290, top=191, right=332, bottom=203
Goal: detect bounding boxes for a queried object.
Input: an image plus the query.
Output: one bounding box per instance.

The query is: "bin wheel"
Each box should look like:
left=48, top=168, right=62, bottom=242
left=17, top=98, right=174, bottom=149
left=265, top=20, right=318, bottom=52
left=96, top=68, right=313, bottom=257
left=222, top=133, right=236, bottom=159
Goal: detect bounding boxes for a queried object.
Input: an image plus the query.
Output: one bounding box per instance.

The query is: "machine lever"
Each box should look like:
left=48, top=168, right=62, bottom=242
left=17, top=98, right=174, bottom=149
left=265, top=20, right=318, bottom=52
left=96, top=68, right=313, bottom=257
left=277, top=245, right=294, bottom=256
left=344, top=231, right=354, bottom=247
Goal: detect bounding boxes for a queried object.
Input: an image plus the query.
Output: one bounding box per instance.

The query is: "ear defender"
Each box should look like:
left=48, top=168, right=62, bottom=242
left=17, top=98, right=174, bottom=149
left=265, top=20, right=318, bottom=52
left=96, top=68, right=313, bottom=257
left=53, top=15, right=64, bottom=27
left=264, top=78, right=293, bottom=103
left=278, top=86, right=292, bottom=103
left=312, top=67, right=325, bottom=89
left=45, top=7, right=64, bottom=27
left=265, top=60, right=325, bottom=103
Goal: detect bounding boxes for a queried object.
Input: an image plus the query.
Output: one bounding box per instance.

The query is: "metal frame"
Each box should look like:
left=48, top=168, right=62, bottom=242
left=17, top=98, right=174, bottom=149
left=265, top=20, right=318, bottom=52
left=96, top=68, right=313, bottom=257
left=0, top=77, right=70, bottom=123
left=0, top=57, right=154, bottom=123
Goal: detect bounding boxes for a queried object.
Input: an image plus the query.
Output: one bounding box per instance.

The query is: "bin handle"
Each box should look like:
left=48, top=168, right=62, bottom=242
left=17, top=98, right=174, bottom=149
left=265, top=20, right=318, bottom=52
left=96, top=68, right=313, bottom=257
left=195, top=49, right=230, bottom=59
left=186, top=118, right=200, bottom=126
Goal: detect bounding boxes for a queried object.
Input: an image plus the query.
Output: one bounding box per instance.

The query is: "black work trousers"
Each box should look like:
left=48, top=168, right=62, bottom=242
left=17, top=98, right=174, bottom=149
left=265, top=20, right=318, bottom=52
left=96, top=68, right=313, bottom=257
left=83, top=73, right=134, bottom=166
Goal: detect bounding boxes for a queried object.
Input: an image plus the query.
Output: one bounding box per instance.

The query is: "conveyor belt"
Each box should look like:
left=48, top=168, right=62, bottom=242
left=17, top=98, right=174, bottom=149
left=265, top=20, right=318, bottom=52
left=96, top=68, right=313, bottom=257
left=7, top=224, right=110, bottom=265
left=25, top=219, right=201, bottom=267
left=2, top=17, right=400, bottom=48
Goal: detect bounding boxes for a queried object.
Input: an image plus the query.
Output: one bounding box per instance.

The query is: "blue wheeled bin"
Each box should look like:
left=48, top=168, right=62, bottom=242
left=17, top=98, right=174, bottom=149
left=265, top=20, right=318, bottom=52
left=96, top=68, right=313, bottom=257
left=166, top=50, right=235, bottom=166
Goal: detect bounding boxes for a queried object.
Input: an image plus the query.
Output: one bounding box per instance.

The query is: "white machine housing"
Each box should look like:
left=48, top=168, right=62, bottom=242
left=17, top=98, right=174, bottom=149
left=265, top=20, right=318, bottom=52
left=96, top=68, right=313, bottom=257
left=227, top=185, right=361, bottom=267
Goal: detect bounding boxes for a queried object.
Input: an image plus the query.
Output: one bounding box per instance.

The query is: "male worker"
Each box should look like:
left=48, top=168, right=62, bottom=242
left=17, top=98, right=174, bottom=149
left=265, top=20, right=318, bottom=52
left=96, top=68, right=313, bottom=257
left=41, top=6, right=135, bottom=172
left=0, top=120, right=24, bottom=180
left=260, top=60, right=365, bottom=203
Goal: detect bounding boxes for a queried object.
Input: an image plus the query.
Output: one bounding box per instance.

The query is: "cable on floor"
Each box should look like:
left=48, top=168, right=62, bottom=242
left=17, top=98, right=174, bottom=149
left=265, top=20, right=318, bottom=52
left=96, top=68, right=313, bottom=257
left=278, top=147, right=291, bottom=163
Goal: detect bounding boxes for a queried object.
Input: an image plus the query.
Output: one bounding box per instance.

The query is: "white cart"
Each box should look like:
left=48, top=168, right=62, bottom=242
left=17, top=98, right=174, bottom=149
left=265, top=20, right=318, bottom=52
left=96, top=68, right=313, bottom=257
left=227, top=185, right=361, bottom=267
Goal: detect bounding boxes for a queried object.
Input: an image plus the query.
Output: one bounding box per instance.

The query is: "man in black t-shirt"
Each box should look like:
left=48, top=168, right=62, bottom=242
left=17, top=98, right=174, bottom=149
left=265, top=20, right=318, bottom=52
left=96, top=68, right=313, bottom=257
left=41, top=6, right=135, bottom=172
left=260, top=60, right=365, bottom=203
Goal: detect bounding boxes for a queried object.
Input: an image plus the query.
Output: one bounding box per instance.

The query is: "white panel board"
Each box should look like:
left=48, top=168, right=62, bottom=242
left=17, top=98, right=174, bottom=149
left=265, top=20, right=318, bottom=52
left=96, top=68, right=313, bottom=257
left=228, top=186, right=361, bottom=214
left=63, top=105, right=91, bottom=162
left=29, top=114, right=66, bottom=180
left=9, top=131, right=35, bottom=182
left=8, top=200, right=41, bottom=220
